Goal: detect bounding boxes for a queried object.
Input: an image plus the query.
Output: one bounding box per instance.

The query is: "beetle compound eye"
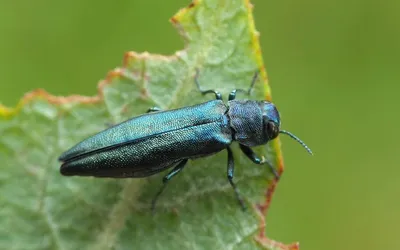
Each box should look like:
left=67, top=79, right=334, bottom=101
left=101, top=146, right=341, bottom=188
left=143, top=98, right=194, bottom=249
left=266, top=121, right=279, bottom=139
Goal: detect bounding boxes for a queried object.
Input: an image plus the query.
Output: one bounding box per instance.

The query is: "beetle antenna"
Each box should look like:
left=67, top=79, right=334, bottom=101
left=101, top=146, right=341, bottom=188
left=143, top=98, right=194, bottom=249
left=280, top=130, right=313, bottom=155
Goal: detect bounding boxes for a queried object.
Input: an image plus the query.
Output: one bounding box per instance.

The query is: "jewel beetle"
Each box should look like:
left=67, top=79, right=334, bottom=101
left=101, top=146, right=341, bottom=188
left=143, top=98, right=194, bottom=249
left=59, top=69, right=312, bottom=211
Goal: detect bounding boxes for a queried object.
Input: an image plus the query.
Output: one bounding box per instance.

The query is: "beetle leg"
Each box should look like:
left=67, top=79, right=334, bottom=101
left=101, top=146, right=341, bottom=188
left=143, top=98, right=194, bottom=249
left=151, top=159, right=189, bottom=213
left=147, top=107, right=162, bottom=113
left=228, top=71, right=260, bottom=100
left=194, top=68, right=222, bottom=100
left=246, top=70, right=259, bottom=95
left=226, top=147, right=246, bottom=211
left=228, top=90, right=237, bottom=101
left=239, top=144, right=280, bottom=180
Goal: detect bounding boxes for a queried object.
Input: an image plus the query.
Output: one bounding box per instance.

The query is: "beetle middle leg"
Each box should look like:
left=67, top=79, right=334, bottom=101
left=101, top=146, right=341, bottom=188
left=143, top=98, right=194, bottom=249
left=193, top=69, right=222, bottom=100
left=226, top=147, right=246, bottom=210
left=151, top=159, right=188, bottom=213
left=239, top=144, right=280, bottom=180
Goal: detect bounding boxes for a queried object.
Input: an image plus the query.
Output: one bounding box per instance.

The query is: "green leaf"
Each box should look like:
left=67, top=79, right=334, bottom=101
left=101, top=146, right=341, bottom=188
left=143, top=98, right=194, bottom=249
left=0, top=0, right=295, bottom=249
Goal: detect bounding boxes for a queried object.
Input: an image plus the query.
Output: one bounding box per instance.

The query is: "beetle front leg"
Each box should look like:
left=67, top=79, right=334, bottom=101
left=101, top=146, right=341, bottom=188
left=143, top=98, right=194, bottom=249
left=228, top=71, right=260, bottom=100
left=239, top=144, right=280, bottom=180
left=151, top=159, right=188, bottom=213
left=226, top=147, right=246, bottom=211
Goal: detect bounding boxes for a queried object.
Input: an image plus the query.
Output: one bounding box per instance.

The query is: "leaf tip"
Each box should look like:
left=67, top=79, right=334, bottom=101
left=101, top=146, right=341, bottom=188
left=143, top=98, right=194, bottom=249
left=169, top=0, right=199, bottom=24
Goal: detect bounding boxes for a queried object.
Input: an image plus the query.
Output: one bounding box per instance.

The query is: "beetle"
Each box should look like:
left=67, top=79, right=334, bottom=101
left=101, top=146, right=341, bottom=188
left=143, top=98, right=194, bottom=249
left=59, top=69, right=312, bottom=211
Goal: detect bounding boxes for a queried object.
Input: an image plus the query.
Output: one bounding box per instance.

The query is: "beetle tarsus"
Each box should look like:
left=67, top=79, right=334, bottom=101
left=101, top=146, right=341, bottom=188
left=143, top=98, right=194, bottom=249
left=239, top=144, right=280, bottom=180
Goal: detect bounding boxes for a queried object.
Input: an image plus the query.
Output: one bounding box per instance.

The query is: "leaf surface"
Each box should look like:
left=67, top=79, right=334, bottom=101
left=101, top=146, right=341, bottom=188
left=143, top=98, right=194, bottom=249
left=0, top=0, right=296, bottom=249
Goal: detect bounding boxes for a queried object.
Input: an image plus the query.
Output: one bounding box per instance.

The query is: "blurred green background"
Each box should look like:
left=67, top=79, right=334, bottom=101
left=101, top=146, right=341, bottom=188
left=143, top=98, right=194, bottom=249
left=1, top=0, right=399, bottom=249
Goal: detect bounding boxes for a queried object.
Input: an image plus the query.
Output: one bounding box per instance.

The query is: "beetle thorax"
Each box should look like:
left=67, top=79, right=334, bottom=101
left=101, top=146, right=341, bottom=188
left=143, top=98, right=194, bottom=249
left=227, top=100, right=267, bottom=147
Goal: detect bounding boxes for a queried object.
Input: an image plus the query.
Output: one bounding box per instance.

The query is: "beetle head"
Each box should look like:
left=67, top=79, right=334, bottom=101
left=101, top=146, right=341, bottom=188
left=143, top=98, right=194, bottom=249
left=259, top=101, right=313, bottom=155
